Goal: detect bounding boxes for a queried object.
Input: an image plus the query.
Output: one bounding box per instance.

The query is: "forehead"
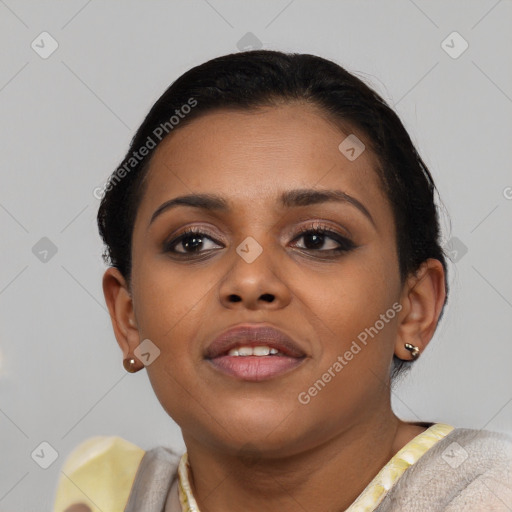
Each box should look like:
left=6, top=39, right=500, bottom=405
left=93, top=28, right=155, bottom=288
left=134, top=103, right=389, bottom=227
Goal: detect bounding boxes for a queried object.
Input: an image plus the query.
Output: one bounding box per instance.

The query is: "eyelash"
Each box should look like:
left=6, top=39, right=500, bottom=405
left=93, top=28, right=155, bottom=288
left=162, top=222, right=356, bottom=258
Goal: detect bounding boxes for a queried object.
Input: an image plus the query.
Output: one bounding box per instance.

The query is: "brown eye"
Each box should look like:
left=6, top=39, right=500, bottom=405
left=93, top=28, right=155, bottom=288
left=163, top=228, right=221, bottom=255
left=291, top=225, right=356, bottom=253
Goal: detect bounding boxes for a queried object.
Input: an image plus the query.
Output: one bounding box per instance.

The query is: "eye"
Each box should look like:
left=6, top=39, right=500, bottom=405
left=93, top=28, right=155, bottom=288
left=162, top=223, right=356, bottom=258
left=291, top=223, right=356, bottom=253
left=163, top=227, right=221, bottom=255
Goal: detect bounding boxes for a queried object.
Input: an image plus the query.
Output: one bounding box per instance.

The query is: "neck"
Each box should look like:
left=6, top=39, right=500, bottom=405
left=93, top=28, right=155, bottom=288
left=182, top=411, right=421, bottom=512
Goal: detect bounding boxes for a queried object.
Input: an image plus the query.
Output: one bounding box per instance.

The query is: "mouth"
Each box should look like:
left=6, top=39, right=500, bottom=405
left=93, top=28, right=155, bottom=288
left=204, top=324, right=307, bottom=382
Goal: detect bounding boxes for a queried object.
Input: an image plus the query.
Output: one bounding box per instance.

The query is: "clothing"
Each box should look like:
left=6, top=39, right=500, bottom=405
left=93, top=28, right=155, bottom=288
left=53, top=423, right=512, bottom=512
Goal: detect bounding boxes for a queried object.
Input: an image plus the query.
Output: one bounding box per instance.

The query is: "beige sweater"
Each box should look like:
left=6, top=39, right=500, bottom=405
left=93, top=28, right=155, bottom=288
left=124, top=427, right=512, bottom=512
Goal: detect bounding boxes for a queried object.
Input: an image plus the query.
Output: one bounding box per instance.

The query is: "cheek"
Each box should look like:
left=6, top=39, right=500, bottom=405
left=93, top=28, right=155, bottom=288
left=312, top=253, right=396, bottom=324
left=133, top=263, right=213, bottom=425
left=134, top=257, right=215, bottom=338
left=294, top=260, right=399, bottom=419
left=300, top=251, right=400, bottom=387
left=131, top=259, right=220, bottom=411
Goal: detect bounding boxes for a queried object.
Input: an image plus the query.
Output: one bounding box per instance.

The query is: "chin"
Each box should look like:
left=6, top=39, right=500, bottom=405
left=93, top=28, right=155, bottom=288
left=223, top=403, right=302, bottom=442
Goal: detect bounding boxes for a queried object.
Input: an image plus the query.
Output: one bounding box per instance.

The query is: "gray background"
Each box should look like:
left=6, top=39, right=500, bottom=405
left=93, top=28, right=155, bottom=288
left=1, top=1, right=511, bottom=510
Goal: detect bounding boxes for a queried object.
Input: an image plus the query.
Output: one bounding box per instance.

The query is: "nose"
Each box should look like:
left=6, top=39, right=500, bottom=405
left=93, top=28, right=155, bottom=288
left=218, top=236, right=292, bottom=310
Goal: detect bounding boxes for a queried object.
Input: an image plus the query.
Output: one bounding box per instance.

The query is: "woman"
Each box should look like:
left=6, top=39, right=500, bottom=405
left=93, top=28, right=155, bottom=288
left=53, top=50, right=512, bottom=511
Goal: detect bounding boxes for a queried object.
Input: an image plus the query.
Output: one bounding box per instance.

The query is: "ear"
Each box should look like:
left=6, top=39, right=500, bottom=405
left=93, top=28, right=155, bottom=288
left=395, top=259, right=446, bottom=360
left=102, top=267, right=141, bottom=361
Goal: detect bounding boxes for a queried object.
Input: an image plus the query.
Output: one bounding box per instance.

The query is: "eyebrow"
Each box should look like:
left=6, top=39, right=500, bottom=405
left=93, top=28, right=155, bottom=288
left=149, top=188, right=375, bottom=227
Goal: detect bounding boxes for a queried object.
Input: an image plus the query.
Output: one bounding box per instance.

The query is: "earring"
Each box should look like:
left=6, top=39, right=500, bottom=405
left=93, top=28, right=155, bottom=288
left=123, top=357, right=141, bottom=373
left=404, top=343, right=420, bottom=359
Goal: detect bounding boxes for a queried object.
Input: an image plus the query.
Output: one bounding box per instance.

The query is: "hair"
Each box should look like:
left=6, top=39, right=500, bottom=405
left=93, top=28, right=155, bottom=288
left=97, top=49, right=449, bottom=381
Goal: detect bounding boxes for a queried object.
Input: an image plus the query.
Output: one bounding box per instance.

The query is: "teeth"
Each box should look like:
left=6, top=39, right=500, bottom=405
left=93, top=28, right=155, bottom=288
left=253, top=346, right=270, bottom=356
left=238, top=346, right=253, bottom=356
left=227, top=346, right=281, bottom=357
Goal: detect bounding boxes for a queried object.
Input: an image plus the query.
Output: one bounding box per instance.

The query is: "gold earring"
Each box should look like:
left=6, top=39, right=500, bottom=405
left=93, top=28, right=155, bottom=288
left=404, top=343, right=420, bottom=359
left=123, top=357, right=141, bottom=373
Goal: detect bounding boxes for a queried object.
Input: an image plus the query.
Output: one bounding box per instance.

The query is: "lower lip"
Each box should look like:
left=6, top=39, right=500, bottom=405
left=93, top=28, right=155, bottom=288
left=207, top=355, right=305, bottom=381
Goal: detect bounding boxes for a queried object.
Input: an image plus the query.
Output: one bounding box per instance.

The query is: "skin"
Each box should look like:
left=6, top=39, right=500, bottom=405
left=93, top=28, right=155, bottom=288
left=103, top=102, right=446, bottom=512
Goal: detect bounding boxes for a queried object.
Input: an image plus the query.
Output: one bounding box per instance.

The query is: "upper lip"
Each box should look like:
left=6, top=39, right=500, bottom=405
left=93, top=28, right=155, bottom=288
left=205, top=324, right=306, bottom=359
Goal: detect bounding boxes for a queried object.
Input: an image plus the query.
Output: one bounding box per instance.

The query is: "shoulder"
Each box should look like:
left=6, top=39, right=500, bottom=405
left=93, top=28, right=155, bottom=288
left=447, top=425, right=512, bottom=450
left=447, top=427, right=512, bottom=473
left=52, top=436, right=146, bottom=512
left=442, top=428, right=512, bottom=511
left=377, top=427, right=512, bottom=511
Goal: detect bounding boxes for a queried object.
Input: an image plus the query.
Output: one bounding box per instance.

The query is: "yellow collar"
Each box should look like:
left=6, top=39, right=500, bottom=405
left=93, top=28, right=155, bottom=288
left=178, top=451, right=201, bottom=512
left=177, top=423, right=455, bottom=512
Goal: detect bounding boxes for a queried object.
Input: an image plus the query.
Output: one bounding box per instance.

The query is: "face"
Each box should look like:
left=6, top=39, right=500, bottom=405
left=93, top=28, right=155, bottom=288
left=125, top=103, right=406, bottom=456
